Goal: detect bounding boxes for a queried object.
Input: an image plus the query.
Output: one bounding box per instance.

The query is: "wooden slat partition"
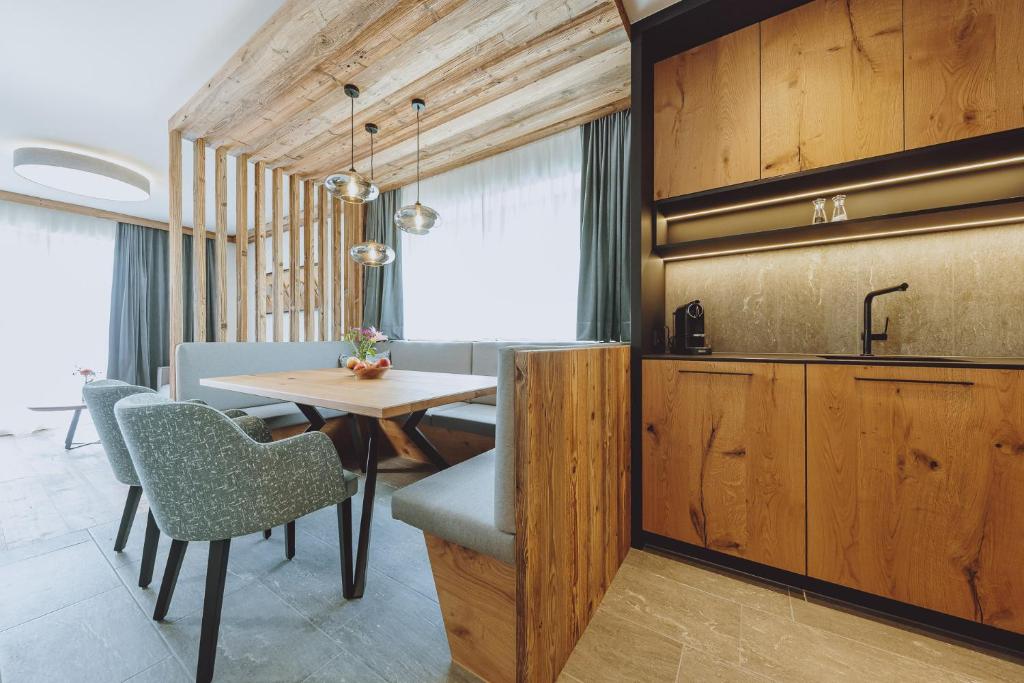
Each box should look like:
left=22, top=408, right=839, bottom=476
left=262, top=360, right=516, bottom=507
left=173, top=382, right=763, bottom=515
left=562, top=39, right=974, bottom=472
left=343, top=202, right=365, bottom=331
left=331, top=197, right=343, bottom=340
left=514, top=345, right=630, bottom=681
left=252, top=160, right=266, bottom=342
left=192, top=139, right=207, bottom=341
left=317, top=183, right=328, bottom=341
left=271, top=168, right=285, bottom=342
left=303, top=180, right=315, bottom=341
left=288, top=175, right=300, bottom=341
left=215, top=147, right=228, bottom=341
left=235, top=154, right=249, bottom=340
left=168, top=130, right=184, bottom=398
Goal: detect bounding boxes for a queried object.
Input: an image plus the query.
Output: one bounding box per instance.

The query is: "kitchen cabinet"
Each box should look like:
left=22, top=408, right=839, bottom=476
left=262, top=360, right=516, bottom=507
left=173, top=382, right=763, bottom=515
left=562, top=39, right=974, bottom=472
left=904, top=0, right=1024, bottom=149
left=760, top=0, right=903, bottom=178
left=807, top=364, right=1024, bottom=633
left=653, top=25, right=761, bottom=199
left=642, top=360, right=805, bottom=573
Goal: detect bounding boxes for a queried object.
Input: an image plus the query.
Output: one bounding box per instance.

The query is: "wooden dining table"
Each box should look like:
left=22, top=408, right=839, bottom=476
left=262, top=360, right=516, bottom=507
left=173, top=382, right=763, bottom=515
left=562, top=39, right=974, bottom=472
left=200, top=367, right=497, bottom=597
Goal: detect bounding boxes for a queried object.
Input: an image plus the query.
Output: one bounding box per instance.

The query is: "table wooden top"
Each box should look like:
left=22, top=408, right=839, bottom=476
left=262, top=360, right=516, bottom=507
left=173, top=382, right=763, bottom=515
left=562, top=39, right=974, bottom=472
left=200, top=368, right=498, bottom=419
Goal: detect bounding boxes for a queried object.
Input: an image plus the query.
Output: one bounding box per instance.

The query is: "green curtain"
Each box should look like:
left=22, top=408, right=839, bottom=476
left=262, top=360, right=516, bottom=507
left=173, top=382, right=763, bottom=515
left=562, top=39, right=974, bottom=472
left=577, top=109, right=631, bottom=342
left=107, top=223, right=216, bottom=388
left=362, top=188, right=404, bottom=338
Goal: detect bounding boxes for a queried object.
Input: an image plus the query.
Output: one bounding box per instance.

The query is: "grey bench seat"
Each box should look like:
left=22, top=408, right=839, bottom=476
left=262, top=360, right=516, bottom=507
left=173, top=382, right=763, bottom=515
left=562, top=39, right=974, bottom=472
left=242, top=403, right=346, bottom=431
left=424, top=401, right=496, bottom=437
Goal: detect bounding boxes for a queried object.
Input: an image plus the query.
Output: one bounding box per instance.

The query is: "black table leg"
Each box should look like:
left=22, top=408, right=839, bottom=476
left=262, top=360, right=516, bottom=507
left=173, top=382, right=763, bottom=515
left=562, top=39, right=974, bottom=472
left=64, top=409, right=81, bottom=450
left=402, top=410, right=449, bottom=470
left=296, top=403, right=326, bottom=432
left=352, top=419, right=379, bottom=598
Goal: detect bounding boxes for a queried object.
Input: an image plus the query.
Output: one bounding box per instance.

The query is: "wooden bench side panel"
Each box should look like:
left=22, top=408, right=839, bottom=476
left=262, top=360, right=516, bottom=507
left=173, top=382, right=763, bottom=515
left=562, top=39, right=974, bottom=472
left=514, top=345, right=631, bottom=682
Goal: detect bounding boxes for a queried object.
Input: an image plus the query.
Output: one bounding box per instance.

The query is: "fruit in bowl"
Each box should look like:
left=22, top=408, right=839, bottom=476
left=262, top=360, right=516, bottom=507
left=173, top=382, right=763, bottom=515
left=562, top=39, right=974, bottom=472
left=350, top=356, right=390, bottom=379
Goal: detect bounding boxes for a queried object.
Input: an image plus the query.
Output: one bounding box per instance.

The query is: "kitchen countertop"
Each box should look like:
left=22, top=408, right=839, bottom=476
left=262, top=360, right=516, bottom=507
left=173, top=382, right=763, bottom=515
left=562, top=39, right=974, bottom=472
left=643, top=352, right=1024, bottom=370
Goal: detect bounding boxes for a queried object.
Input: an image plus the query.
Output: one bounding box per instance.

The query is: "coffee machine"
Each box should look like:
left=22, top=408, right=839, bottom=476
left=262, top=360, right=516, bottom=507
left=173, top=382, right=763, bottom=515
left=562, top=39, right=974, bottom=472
left=672, top=300, right=712, bottom=355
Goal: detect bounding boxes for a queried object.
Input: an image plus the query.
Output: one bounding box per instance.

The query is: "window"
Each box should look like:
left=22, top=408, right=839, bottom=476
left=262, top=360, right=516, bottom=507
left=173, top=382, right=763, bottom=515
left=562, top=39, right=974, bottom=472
left=0, top=200, right=114, bottom=434
left=400, top=128, right=581, bottom=341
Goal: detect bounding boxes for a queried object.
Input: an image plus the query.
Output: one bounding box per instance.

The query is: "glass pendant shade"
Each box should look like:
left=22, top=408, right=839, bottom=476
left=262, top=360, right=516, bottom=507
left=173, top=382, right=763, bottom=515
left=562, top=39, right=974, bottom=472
left=325, top=169, right=378, bottom=203
left=349, top=241, right=395, bottom=267
left=394, top=201, right=439, bottom=235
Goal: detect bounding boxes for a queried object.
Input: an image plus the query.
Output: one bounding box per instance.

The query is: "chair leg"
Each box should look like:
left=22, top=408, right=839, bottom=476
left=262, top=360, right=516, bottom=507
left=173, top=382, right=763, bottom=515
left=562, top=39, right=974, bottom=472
left=153, top=540, right=188, bottom=621
left=337, top=500, right=354, bottom=599
left=138, top=511, right=161, bottom=588
left=114, top=486, right=142, bottom=552
left=197, top=539, right=231, bottom=683
left=263, top=528, right=272, bottom=539
left=285, top=520, right=296, bottom=560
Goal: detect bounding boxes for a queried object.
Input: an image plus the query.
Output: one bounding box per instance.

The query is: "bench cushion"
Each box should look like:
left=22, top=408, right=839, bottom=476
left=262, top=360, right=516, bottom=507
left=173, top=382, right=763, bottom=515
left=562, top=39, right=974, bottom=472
left=391, top=450, right=514, bottom=564
left=425, top=402, right=496, bottom=437
left=242, top=403, right=346, bottom=431
left=389, top=341, right=473, bottom=375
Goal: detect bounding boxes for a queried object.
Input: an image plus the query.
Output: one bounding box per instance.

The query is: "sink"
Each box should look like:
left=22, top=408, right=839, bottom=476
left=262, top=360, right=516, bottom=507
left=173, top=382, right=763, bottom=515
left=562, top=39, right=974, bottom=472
left=816, top=354, right=973, bottom=363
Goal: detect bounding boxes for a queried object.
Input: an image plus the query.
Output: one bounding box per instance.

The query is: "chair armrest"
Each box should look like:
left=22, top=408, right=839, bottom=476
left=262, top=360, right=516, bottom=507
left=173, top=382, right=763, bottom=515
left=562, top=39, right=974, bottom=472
left=252, top=431, right=356, bottom=509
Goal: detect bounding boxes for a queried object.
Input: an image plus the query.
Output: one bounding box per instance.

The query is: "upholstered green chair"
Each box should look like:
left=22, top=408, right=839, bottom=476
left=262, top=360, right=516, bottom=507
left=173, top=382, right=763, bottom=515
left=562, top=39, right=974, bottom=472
left=82, top=379, right=278, bottom=589
left=114, top=393, right=359, bottom=683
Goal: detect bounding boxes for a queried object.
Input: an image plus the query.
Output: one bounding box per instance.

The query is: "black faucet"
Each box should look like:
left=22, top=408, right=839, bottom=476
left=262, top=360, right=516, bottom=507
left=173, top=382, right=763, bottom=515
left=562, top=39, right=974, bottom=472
left=862, top=282, right=909, bottom=355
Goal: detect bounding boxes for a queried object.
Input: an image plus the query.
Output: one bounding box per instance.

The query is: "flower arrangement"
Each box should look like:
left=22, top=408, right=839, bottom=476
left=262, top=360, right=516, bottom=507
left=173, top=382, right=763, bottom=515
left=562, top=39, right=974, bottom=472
left=74, top=366, right=98, bottom=384
left=343, top=327, right=391, bottom=378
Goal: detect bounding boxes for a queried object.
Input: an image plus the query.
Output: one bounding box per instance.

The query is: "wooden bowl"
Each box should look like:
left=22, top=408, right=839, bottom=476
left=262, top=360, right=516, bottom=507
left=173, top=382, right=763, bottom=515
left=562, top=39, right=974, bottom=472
left=352, top=365, right=390, bottom=380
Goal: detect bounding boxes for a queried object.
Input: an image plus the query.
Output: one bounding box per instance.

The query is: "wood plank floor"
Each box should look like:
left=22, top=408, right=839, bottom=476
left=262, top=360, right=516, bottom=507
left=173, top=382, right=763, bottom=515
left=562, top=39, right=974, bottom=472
left=1, top=424, right=1022, bottom=682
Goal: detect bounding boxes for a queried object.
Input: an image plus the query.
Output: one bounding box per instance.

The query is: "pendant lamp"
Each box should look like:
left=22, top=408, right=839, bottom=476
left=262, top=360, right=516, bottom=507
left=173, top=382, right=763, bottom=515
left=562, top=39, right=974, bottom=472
left=348, top=121, right=394, bottom=267
left=325, top=84, right=379, bottom=204
left=394, top=98, right=440, bottom=235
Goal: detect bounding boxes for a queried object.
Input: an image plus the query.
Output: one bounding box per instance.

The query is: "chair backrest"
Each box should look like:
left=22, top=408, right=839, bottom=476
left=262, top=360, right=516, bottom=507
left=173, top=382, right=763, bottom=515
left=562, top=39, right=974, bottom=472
left=82, top=379, right=155, bottom=487
left=114, top=393, right=265, bottom=541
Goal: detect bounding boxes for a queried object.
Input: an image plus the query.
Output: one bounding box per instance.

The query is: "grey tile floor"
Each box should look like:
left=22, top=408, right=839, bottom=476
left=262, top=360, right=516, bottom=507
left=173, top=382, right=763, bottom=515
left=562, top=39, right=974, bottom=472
left=0, top=422, right=476, bottom=683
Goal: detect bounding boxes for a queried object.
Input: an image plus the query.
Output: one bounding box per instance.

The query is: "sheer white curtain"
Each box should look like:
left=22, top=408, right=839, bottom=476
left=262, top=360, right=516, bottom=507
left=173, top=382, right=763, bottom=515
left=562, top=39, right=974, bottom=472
left=0, top=200, right=114, bottom=434
left=400, top=129, right=582, bottom=341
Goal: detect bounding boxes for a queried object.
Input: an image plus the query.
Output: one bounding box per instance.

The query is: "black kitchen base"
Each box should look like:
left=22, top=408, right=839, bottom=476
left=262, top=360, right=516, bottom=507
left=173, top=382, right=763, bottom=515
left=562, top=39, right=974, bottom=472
left=640, top=532, right=1024, bottom=659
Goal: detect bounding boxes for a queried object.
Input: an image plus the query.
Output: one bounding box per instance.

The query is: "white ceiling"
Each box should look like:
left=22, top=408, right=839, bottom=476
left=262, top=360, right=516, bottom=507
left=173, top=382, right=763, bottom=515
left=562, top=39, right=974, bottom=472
left=621, top=0, right=680, bottom=23
left=0, top=0, right=285, bottom=233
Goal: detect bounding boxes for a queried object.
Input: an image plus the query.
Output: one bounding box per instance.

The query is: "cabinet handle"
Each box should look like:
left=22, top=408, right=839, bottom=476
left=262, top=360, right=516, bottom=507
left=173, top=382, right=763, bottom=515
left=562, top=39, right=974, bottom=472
left=853, top=377, right=974, bottom=387
left=678, top=369, right=753, bottom=377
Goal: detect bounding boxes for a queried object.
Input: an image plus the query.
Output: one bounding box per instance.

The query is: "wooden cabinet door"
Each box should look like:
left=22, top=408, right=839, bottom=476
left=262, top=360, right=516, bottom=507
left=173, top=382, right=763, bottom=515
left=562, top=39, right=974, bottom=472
left=760, top=0, right=903, bottom=177
left=653, top=25, right=761, bottom=199
left=904, top=0, right=1024, bottom=149
left=807, top=365, right=1024, bottom=633
left=642, top=360, right=805, bottom=572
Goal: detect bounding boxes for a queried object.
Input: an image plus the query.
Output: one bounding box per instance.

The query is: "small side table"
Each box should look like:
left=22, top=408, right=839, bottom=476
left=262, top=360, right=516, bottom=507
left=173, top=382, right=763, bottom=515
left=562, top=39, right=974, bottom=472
left=27, top=404, right=99, bottom=450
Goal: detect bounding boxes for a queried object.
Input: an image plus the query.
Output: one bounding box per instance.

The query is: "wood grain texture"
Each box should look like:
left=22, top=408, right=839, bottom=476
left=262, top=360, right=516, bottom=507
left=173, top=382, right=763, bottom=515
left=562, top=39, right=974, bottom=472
left=514, top=345, right=630, bottom=682
left=214, top=147, right=229, bottom=342
left=807, top=364, right=1024, bottom=633
left=331, top=196, right=342, bottom=341
left=653, top=25, right=760, bottom=199
left=288, top=174, right=300, bottom=341
left=169, top=0, right=628, bottom=191
left=168, top=130, right=183, bottom=399
left=377, top=418, right=431, bottom=465
left=760, top=0, right=903, bottom=177
left=641, top=361, right=806, bottom=572
left=271, top=168, right=285, bottom=342
left=200, top=368, right=496, bottom=419
left=253, top=161, right=267, bottom=341
left=904, top=0, right=1024, bottom=149
left=192, top=140, right=207, bottom=342
left=303, top=180, right=315, bottom=341
left=426, top=534, right=516, bottom=683
left=317, top=183, right=328, bottom=342
left=235, top=154, right=249, bottom=340
left=342, top=202, right=364, bottom=332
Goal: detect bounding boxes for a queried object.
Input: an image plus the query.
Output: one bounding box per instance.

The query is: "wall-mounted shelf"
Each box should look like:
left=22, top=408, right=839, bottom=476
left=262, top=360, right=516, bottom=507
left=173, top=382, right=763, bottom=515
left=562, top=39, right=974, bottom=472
left=654, top=196, right=1024, bottom=261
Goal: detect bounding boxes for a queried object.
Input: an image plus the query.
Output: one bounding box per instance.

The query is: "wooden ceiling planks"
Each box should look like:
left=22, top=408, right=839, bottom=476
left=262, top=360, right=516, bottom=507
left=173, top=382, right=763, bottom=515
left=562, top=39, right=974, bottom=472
left=170, top=0, right=629, bottom=192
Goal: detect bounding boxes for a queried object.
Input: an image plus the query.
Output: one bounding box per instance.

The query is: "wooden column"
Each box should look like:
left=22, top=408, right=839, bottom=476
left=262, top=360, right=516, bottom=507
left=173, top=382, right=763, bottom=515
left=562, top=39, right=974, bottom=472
left=342, top=202, right=365, bottom=331
left=317, top=183, right=328, bottom=341
left=253, top=161, right=267, bottom=341
left=288, top=175, right=300, bottom=341
left=215, top=147, right=228, bottom=341
left=168, top=130, right=183, bottom=398
left=272, top=168, right=285, bottom=342
left=303, top=180, right=315, bottom=341
left=331, top=197, right=343, bottom=340
left=192, top=139, right=207, bottom=342
left=235, top=154, right=249, bottom=340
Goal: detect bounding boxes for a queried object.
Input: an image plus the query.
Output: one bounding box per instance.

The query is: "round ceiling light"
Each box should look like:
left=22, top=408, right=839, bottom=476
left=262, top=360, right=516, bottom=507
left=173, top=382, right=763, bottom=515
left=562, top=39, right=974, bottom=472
left=13, top=147, right=150, bottom=201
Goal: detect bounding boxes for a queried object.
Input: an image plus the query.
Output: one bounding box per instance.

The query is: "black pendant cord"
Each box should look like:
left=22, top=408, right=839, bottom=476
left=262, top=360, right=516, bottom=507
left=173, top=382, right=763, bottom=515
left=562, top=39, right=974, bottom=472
left=349, top=95, right=355, bottom=172
left=370, top=130, right=374, bottom=179
left=416, top=108, right=421, bottom=204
